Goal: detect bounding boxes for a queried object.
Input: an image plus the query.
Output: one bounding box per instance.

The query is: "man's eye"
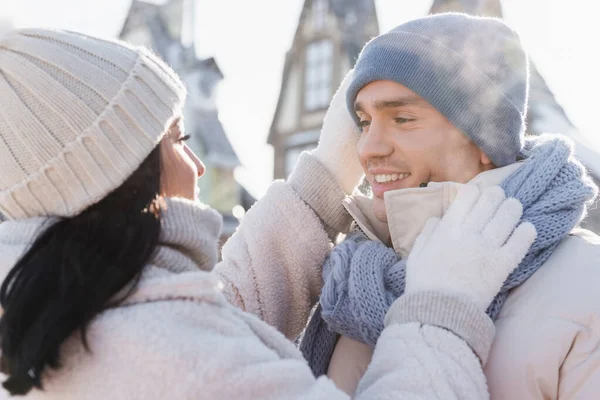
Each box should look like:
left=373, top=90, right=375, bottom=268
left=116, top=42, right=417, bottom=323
left=179, top=134, right=191, bottom=142
left=395, top=118, right=413, bottom=124
left=357, top=120, right=370, bottom=131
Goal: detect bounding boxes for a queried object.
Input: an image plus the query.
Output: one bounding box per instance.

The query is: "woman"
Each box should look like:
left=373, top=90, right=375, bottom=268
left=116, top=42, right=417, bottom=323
left=0, top=29, right=535, bottom=399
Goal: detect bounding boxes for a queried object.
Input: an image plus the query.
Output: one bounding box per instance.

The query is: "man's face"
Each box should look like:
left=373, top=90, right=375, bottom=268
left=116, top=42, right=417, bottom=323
left=354, top=80, right=493, bottom=222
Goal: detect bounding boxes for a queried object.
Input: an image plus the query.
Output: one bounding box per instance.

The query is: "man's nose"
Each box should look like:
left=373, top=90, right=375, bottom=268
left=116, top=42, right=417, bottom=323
left=358, top=120, right=394, bottom=161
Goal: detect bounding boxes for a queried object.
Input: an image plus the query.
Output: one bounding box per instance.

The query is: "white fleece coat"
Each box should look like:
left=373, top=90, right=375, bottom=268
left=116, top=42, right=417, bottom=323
left=0, top=155, right=491, bottom=399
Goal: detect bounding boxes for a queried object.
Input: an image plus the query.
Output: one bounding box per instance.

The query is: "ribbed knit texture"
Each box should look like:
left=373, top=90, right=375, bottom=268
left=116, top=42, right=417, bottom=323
left=384, top=291, right=495, bottom=364
left=288, top=152, right=354, bottom=238
left=346, top=13, right=529, bottom=167
left=301, top=135, right=598, bottom=375
left=151, top=197, right=223, bottom=274
left=0, top=29, right=187, bottom=219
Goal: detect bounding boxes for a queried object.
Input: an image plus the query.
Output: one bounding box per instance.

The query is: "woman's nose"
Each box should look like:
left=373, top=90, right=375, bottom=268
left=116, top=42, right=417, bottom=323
left=186, top=146, right=205, bottom=178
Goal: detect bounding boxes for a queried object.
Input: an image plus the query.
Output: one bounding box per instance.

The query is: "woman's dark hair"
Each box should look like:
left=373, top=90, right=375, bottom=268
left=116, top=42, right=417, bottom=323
left=0, top=146, right=163, bottom=395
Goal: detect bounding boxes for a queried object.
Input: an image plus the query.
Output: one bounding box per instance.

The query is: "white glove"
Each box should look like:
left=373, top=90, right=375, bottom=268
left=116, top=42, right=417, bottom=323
left=310, top=70, right=364, bottom=195
left=405, top=185, right=537, bottom=311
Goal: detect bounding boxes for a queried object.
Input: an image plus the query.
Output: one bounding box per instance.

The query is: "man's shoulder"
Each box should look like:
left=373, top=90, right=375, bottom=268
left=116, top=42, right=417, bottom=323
left=501, top=228, right=600, bottom=321
left=549, top=228, right=600, bottom=269
left=519, top=227, right=600, bottom=285
left=541, top=228, right=600, bottom=295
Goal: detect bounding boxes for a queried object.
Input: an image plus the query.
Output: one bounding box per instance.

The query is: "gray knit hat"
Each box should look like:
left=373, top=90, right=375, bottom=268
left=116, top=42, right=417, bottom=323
left=347, top=13, right=529, bottom=167
left=0, top=29, right=187, bottom=220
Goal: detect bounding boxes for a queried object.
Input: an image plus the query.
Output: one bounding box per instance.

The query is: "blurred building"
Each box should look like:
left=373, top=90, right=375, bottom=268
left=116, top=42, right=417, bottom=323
left=119, top=0, right=255, bottom=239
left=269, top=0, right=599, bottom=232
left=267, top=0, right=379, bottom=178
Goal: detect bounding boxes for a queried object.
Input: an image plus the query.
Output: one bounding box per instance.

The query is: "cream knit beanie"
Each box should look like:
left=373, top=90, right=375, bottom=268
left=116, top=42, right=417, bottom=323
left=0, top=29, right=187, bottom=220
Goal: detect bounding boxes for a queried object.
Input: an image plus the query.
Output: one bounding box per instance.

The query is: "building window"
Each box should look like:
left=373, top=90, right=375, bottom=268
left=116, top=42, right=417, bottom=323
left=285, top=143, right=317, bottom=176
left=305, top=39, right=333, bottom=111
left=313, top=0, right=328, bottom=31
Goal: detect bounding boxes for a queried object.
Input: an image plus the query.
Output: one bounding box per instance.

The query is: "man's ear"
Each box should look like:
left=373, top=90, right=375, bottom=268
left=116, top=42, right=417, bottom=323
left=480, top=151, right=494, bottom=168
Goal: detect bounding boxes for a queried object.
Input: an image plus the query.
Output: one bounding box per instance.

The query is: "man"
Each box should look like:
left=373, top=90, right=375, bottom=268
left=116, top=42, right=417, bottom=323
left=300, top=12, right=600, bottom=399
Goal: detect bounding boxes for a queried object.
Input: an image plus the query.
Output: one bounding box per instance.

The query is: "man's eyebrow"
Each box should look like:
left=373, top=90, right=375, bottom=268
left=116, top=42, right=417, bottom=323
left=354, top=95, right=429, bottom=113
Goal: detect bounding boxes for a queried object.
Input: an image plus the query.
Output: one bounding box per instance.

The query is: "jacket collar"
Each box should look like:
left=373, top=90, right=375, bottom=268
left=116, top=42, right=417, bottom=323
left=150, top=197, right=222, bottom=274
left=343, top=162, right=524, bottom=257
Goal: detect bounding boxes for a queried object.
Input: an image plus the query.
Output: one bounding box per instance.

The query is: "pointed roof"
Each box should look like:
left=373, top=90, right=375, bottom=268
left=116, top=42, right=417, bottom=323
left=285, top=0, right=378, bottom=64
left=330, top=0, right=379, bottom=62
left=119, top=0, right=157, bottom=39
left=119, top=0, right=176, bottom=61
left=267, top=0, right=378, bottom=144
left=330, top=0, right=377, bottom=22
left=430, top=0, right=503, bottom=16
left=180, top=56, right=224, bottom=79
left=119, top=0, right=241, bottom=169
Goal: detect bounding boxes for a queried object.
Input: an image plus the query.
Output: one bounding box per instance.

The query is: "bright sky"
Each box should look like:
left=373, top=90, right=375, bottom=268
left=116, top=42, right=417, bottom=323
left=1, top=0, right=598, bottom=198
